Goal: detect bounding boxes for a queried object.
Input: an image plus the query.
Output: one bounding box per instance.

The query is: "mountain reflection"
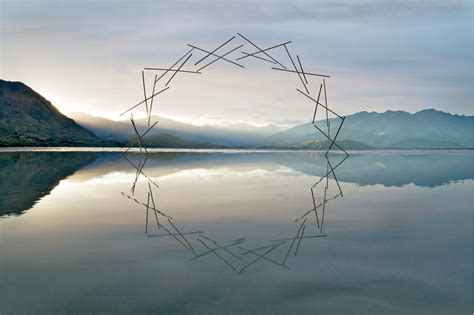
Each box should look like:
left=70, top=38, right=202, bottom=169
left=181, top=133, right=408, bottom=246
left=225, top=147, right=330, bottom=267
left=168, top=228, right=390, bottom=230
left=0, top=152, right=98, bottom=217
left=124, top=152, right=347, bottom=274
left=1, top=150, right=472, bottom=219
left=85, top=151, right=473, bottom=188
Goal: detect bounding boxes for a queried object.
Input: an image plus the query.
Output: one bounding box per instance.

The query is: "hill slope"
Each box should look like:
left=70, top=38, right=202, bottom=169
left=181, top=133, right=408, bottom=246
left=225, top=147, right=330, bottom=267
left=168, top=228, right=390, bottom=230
left=0, top=80, right=102, bottom=146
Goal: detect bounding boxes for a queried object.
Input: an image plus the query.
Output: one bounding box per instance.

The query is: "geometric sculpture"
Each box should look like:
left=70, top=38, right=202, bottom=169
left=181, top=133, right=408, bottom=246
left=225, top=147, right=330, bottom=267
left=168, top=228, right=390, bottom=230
left=119, top=34, right=350, bottom=274
left=121, top=33, right=348, bottom=156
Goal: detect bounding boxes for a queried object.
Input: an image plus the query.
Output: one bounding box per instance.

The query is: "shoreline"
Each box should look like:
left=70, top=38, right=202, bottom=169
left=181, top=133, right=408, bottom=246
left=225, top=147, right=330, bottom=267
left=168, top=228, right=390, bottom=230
left=0, top=147, right=473, bottom=154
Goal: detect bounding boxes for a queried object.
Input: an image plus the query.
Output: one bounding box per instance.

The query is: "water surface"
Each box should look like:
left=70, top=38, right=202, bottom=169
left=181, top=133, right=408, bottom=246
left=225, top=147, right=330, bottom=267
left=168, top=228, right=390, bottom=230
left=0, top=149, right=472, bottom=314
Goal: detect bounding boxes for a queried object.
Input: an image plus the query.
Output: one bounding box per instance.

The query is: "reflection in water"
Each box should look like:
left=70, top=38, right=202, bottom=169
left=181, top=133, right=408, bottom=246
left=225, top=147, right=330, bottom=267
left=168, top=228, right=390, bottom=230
left=2, top=150, right=472, bottom=219
left=122, top=151, right=348, bottom=274
left=1, top=150, right=472, bottom=314
left=0, top=152, right=97, bottom=217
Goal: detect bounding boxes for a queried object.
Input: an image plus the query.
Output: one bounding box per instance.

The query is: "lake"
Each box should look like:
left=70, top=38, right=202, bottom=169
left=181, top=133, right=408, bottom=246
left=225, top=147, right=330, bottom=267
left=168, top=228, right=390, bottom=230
left=0, top=149, right=472, bottom=314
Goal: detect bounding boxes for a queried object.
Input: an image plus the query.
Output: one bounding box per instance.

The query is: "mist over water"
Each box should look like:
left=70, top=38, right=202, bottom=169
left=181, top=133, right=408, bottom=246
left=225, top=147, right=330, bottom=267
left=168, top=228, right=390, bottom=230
left=0, top=150, right=472, bottom=314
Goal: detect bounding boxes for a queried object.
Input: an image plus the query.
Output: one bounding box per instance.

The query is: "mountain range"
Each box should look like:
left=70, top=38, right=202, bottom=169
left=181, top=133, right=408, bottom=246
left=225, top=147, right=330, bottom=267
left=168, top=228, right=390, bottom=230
left=68, top=112, right=280, bottom=147
left=1, top=79, right=473, bottom=149
left=267, top=109, right=474, bottom=149
left=70, top=110, right=474, bottom=149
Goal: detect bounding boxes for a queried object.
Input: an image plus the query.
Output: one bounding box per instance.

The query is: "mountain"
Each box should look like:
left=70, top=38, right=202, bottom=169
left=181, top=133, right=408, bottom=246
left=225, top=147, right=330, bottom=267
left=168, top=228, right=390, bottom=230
left=0, top=80, right=102, bottom=146
left=69, top=112, right=281, bottom=146
left=268, top=109, right=474, bottom=149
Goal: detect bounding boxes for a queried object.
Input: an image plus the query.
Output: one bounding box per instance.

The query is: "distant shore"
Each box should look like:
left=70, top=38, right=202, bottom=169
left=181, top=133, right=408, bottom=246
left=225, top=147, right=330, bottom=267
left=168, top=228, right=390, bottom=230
left=0, top=147, right=472, bottom=153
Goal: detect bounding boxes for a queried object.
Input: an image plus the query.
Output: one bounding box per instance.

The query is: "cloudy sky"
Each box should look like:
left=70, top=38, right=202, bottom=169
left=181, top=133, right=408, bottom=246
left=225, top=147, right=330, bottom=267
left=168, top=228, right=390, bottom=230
left=1, top=0, right=473, bottom=127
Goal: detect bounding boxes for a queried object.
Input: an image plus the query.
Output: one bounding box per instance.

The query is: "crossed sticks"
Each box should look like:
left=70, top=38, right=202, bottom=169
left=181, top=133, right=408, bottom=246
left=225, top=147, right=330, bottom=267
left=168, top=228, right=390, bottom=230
left=297, top=85, right=348, bottom=157
left=237, top=41, right=291, bottom=63
left=188, top=35, right=244, bottom=70
left=140, top=48, right=199, bottom=126
left=119, top=33, right=350, bottom=275
left=123, top=33, right=343, bottom=156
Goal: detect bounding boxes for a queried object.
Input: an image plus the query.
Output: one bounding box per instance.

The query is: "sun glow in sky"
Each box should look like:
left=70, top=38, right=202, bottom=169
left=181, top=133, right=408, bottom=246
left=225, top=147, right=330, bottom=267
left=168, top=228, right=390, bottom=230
left=1, top=0, right=473, bottom=126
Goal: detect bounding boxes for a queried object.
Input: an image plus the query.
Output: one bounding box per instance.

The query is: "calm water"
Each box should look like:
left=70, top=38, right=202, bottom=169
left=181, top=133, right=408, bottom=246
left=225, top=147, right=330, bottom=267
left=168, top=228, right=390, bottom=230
left=0, top=149, right=472, bottom=314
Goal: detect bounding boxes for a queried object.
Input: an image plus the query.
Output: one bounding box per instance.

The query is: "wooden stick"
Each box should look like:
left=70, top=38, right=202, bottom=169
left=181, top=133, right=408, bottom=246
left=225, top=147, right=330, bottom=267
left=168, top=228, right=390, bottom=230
left=144, top=68, right=201, bottom=74
left=297, top=55, right=308, bottom=84
left=165, top=53, right=193, bottom=86
left=236, top=41, right=291, bottom=61
left=197, top=45, right=243, bottom=72
left=199, top=234, right=243, bottom=261
left=239, top=51, right=276, bottom=64
left=152, top=47, right=194, bottom=83
left=142, top=70, right=148, bottom=116
left=271, top=235, right=327, bottom=242
left=120, top=86, right=170, bottom=116
left=187, top=44, right=244, bottom=68
left=283, top=44, right=309, bottom=94
left=238, top=246, right=290, bottom=269
left=282, top=218, right=306, bottom=265
left=237, top=33, right=287, bottom=69
left=197, top=239, right=236, bottom=271
left=195, top=35, right=235, bottom=65
left=272, top=67, right=330, bottom=78
left=147, top=231, right=204, bottom=238
left=191, top=238, right=244, bottom=261
left=238, top=242, right=285, bottom=275
left=294, top=225, right=306, bottom=256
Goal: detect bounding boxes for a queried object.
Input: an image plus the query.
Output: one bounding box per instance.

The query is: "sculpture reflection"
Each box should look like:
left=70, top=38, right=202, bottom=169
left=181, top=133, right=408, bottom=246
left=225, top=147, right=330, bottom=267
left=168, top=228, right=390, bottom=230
left=296, top=154, right=347, bottom=233
left=122, top=152, right=347, bottom=274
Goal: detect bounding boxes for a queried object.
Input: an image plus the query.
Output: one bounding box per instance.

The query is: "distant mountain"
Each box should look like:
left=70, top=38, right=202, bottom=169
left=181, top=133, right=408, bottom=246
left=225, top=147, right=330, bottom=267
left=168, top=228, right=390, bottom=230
left=51, top=109, right=474, bottom=149
left=0, top=80, right=102, bottom=146
left=67, top=112, right=131, bottom=141
left=141, top=133, right=219, bottom=149
left=69, top=112, right=281, bottom=146
left=268, top=109, right=474, bottom=149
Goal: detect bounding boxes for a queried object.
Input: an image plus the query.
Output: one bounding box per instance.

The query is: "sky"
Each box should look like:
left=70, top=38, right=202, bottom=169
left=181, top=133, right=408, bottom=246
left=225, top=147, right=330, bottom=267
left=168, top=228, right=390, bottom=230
left=1, top=0, right=473, bottom=128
